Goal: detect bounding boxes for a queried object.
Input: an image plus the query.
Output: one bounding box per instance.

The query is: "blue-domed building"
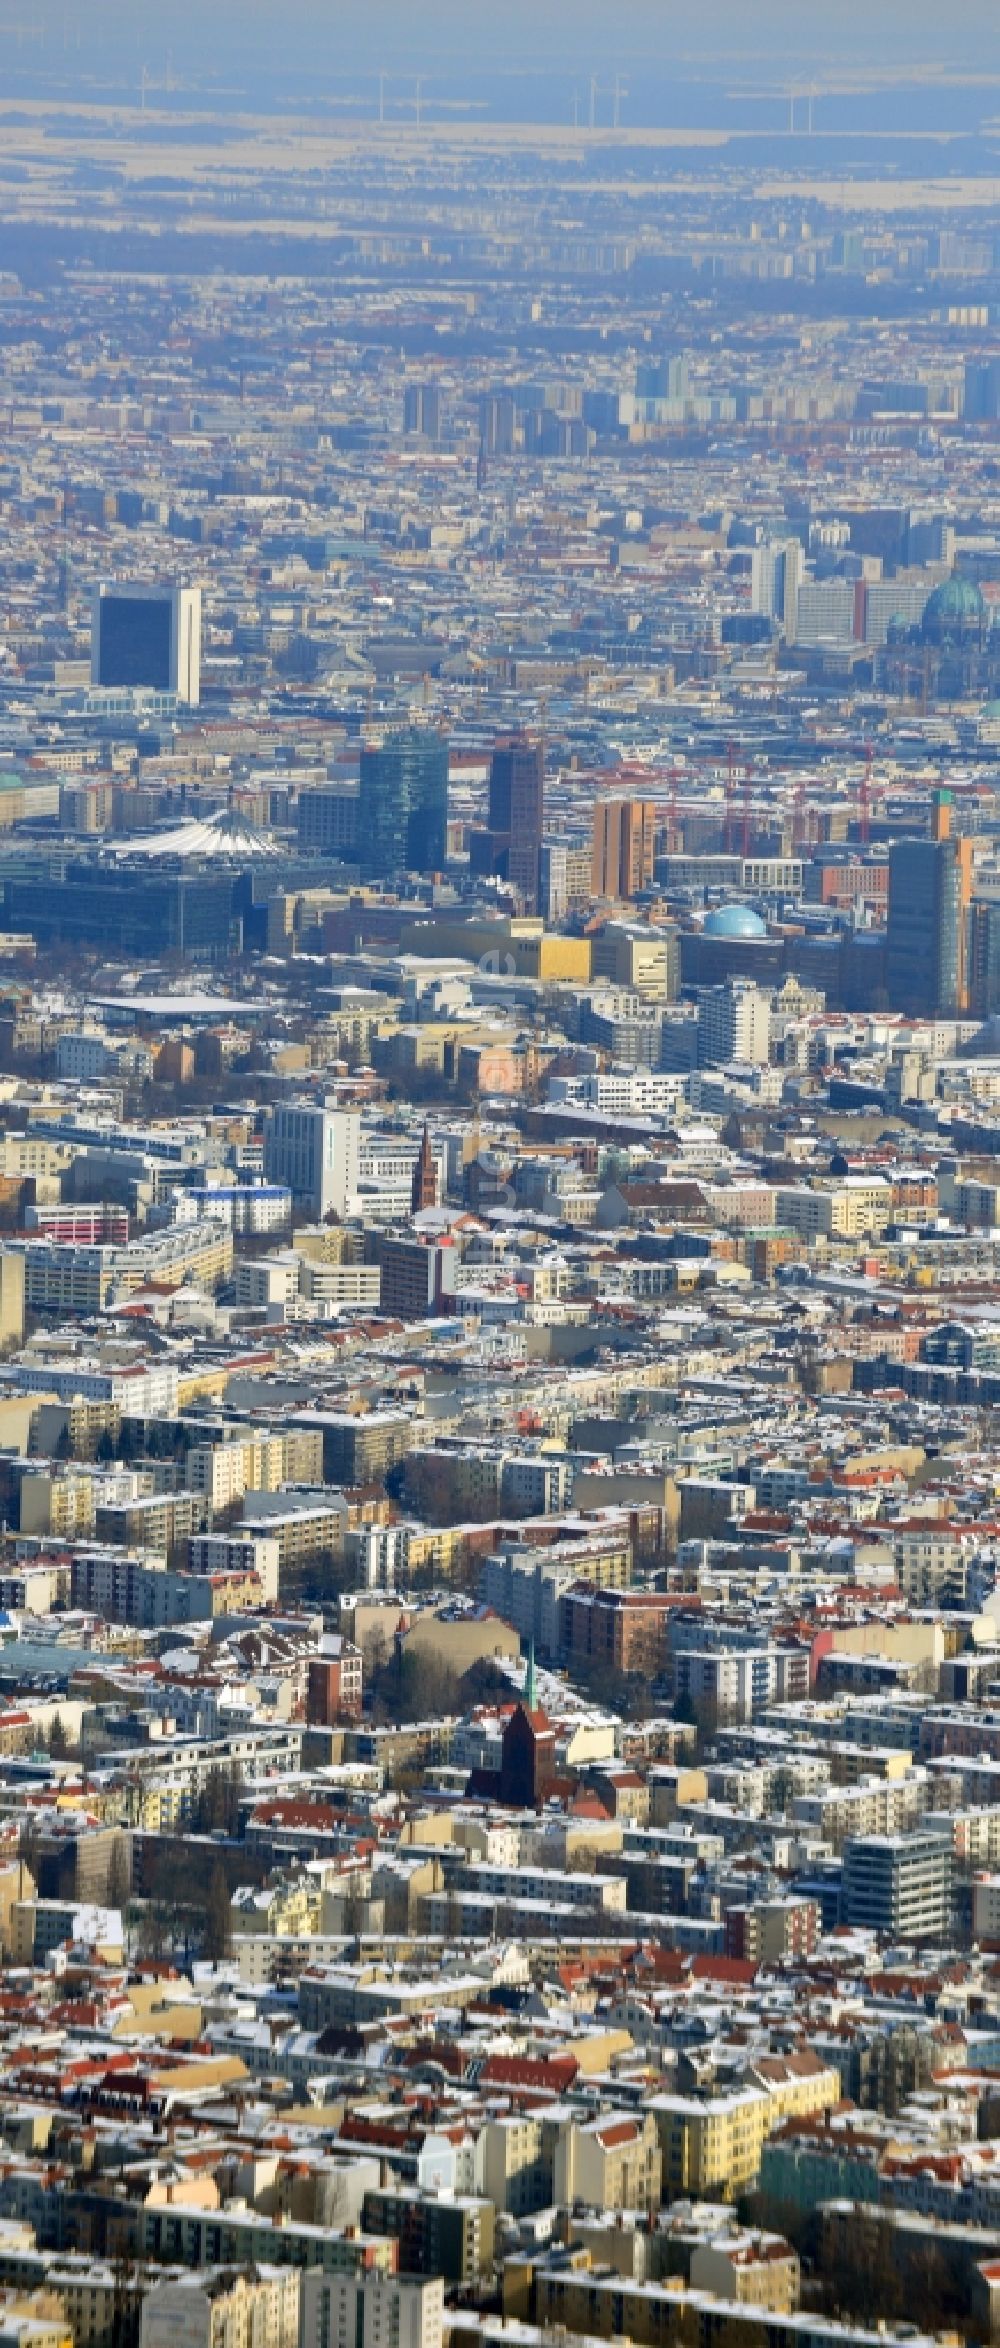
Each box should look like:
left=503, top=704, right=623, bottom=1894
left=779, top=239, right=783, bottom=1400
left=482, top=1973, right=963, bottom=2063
left=703, top=904, right=768, bottom=941
left=681, top=900, right=781, bottom=989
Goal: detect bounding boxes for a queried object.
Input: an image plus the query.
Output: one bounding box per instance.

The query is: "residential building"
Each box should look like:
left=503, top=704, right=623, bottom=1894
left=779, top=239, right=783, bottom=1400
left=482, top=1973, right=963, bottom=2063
left=139, top=2268, right=300, bottom=2348
left=841, top=1830, right=954, bottom=1940
left=299, top=2269, right=443, bottom=2348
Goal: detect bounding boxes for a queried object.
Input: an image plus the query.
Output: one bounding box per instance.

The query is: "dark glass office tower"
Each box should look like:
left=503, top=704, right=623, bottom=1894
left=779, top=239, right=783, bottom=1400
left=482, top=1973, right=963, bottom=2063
left=969, top=898, right=1000, bottom=1018
left=91, top=583, right=201, bottom=704
left=358, top=730, right=449, bottom=880
left=487, top=733, right=544, bottom=912
left=886, top=794, right=972, bottom=1016
left=97, top=596, right=172, bottom=687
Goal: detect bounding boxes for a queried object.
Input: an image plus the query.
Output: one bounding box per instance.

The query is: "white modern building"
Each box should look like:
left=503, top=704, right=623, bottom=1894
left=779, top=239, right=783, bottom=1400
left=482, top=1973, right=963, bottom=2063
left=262, top=1105, right=360, bottom=1221
left=750, top=537, right=803, bottom=640
left=174, top=1184, right=292, bottom=1235
left=4, top=1357, right=178, bottom=1416
left=343, top=1522, right=410, bottom=1589
left=697, top=980, right=771, bottom=1069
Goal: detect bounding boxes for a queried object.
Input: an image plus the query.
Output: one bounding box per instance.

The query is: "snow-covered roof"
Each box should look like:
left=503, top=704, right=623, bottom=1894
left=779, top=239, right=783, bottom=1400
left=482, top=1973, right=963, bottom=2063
left=109, top=808, right=283, bottom=862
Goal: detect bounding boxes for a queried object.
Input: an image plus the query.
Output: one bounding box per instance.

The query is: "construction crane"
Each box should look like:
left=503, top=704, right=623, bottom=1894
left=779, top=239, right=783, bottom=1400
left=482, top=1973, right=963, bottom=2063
left=858, top=741, right=874, bottom=846
left=791, top=773, right=808, bottom=853
left=725, top=738, right=738, bottom=855
left=664, top=765, right=683, bottom=857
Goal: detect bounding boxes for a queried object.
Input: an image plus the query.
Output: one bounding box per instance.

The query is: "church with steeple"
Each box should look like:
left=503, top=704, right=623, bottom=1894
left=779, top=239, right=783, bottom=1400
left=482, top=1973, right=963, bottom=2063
left=410, top=1124, right=439, bottom=1213
left=465, top=1644, right=558, bottom=1808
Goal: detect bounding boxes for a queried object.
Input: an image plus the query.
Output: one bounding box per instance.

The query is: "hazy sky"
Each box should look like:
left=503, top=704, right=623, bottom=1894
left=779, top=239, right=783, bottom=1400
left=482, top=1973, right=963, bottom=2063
left=14, top=0, right=1000, bottom=83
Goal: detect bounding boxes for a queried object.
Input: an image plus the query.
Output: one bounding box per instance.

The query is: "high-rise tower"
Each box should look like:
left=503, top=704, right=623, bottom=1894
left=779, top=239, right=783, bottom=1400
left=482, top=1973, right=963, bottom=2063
left=591, top=798, right=657, bottom=901
left=91, top=582, right=201, bottom=704
left=487, top=733, right=544, bottom=912
left=886, top=790, right=972, bottom=1016
left=358, top=729, right=449, bottom=880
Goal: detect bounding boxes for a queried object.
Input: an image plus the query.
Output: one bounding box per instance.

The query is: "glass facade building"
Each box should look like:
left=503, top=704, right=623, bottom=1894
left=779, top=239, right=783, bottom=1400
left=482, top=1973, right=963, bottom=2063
left=91, top=584, right=201, bottom=704
left=487, top=733, right=544, bottom=912
left=2, top=868, right=241, bottom=961
left=96, top=596, right=173, bottom=690
left=358, top=730, right=449, bottom=880
left=886, top=833, right=970, bottom=1016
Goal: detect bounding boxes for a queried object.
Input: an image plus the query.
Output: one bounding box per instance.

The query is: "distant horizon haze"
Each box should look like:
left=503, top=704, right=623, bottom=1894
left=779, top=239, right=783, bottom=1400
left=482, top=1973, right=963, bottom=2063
left=9, top=1, right=1000, bottom=93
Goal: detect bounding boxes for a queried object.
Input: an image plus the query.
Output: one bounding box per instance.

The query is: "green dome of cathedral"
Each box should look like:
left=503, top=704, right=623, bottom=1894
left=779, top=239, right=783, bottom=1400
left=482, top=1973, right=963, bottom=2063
left=921, top=574, right=985, bottom=641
